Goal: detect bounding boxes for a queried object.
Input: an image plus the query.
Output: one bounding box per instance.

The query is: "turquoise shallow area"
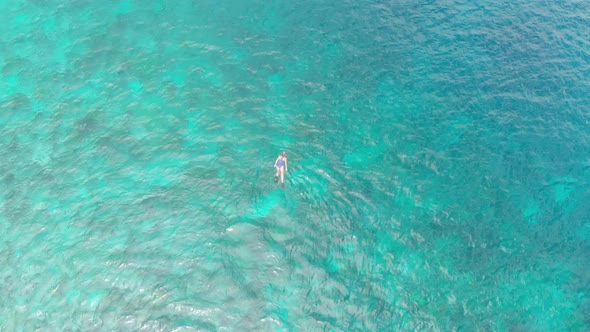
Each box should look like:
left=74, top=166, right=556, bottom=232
left=1, top=0, right=589, bottom=330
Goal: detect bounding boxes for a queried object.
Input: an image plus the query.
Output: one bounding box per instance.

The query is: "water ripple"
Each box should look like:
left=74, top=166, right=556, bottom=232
left=0, top=0, right=589, bottom=330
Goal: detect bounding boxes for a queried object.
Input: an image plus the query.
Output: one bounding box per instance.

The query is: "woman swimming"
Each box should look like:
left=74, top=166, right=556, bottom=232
left=274, top=151, right=288, bottom=186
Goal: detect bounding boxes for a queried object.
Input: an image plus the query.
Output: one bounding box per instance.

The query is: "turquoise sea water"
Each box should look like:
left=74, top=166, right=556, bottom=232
left=1, top=0, right=589, bottom=330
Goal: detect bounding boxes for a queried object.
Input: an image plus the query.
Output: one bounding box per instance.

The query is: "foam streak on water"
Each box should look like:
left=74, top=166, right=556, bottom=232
left=0, top=0, right=589, bottom=330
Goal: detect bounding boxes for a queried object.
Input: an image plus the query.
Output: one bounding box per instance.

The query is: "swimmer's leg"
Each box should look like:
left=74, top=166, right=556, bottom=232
left=280, top=167, right=285, bottom=184
left=274, top=166, right=279, bottom=183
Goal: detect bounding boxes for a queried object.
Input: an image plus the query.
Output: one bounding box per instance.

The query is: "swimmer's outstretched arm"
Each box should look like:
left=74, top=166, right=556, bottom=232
left=274, top=156, right=280, bottom=167
left=285, top=158, right=288, bottom=172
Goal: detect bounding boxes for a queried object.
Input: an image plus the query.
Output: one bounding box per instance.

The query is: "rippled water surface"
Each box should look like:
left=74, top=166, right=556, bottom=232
left=1, top=0, right=589, bottom=330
